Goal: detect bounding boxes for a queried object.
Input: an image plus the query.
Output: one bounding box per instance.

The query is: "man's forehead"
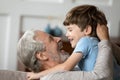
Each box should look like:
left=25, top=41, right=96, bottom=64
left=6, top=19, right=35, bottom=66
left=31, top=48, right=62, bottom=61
left=35, top=30, right=48, bottom=36
left=34, top=30, right=52, bottom=41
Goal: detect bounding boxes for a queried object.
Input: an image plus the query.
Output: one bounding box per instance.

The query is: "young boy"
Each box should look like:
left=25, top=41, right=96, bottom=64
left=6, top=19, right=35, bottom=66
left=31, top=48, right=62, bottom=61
left=27, top=5, right=108, bottom=79
left=63, top=5, right=107, bottom=71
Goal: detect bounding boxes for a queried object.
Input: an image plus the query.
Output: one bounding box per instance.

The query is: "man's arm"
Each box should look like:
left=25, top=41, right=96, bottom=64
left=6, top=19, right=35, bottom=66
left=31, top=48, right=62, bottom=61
left=97, top=24, right=120, bottom=65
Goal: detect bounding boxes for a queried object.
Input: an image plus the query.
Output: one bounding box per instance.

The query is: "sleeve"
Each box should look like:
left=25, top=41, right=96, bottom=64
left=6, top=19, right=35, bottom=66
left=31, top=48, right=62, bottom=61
left=41, top=40, right=113, bottom=80
left=73, top=37, right=89, bottom=58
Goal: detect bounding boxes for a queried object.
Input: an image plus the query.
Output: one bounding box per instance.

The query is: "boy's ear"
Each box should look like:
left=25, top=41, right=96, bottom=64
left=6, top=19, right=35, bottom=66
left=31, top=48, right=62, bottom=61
left=35, top=52, right=48, bottom=61
left=84, top=25, right=92, bottom=35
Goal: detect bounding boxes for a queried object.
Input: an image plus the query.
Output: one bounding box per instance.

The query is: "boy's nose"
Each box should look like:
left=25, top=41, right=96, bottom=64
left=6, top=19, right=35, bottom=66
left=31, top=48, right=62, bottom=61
left=65, top=32, right=69, bottom=38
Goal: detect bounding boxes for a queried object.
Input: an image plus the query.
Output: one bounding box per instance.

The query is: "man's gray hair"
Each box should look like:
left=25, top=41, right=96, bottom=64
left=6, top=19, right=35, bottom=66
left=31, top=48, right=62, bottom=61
left=17, top=30, right=45, bottom=72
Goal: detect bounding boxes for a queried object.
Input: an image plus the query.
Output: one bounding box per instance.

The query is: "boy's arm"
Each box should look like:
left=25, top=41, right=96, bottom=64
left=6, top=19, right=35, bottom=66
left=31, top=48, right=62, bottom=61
left=27, top=53, right=83, bottom=79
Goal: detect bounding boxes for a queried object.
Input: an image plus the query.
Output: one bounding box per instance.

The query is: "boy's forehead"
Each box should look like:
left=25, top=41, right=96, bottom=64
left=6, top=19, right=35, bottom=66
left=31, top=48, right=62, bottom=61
left=66, top=24, right=81, bottom=29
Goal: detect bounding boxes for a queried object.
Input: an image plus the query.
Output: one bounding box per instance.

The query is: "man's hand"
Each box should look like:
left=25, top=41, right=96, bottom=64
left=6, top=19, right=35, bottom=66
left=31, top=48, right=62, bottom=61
left=97, top=24, right=109, bottom=40
left=27, top=72, right=41, bottom=80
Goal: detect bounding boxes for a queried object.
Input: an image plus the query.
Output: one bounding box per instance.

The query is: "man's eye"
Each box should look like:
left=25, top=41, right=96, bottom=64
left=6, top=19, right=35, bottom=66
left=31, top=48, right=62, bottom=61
left=49, top=36, right=54, bottom=42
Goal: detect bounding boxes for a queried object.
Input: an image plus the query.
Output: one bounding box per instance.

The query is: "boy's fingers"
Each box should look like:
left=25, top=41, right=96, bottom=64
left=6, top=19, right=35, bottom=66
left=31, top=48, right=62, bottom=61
left=26, top=73, right=32, bottom=80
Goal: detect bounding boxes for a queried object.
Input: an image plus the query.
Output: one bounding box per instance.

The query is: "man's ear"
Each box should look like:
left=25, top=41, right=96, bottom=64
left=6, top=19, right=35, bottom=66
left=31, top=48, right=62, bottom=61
left=35, top=52, right=48, bottom=61
left=84, top=25, right=92, bottom=35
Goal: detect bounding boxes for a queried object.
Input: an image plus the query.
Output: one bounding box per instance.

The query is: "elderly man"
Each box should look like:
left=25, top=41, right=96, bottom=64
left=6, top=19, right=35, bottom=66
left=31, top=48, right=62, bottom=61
left=17, top=29, right=70, bottom=72
left=17, top=24, right=120, bottom=80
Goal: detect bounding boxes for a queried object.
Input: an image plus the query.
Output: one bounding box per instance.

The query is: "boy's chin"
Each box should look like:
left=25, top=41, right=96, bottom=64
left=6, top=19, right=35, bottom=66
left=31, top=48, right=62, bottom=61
left=71, top=44, right=75, bottom=48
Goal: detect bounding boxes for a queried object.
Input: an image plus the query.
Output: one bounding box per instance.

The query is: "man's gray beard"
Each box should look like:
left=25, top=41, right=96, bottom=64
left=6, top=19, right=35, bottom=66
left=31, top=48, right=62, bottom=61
left=60, top=51, right=70, bottom=63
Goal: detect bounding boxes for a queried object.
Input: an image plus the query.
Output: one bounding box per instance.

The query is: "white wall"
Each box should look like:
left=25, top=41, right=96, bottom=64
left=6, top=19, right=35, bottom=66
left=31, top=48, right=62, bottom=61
left=0, top=0, right=120, bottom=70
left=0, top=15, right=9, bottom=69
left=110, top=0, right=120, bottom=37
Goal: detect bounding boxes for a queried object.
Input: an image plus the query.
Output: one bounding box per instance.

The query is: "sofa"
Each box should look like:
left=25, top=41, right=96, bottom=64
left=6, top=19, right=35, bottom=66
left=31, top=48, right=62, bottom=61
left=0, top=70, right=27, bottom=80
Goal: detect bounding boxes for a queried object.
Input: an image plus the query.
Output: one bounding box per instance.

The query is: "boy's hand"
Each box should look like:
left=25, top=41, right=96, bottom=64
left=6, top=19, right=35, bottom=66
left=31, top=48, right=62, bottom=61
left=97, top=24, right=109, bottom=40
left=27, top=72, right=41, bottom=80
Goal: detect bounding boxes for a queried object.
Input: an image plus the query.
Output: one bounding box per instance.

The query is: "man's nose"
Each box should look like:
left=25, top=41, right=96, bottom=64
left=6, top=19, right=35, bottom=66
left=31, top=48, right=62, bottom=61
left=54, top=37, right=61, bottom=42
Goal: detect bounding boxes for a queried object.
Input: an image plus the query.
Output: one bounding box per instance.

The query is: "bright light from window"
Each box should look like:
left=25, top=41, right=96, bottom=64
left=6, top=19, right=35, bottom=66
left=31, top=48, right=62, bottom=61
left=25, top=0, right=64, bottom=3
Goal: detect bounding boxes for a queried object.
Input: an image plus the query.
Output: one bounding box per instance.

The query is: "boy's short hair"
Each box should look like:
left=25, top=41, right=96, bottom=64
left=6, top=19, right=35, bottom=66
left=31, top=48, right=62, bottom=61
left=63, top=5, right=107, bottom=37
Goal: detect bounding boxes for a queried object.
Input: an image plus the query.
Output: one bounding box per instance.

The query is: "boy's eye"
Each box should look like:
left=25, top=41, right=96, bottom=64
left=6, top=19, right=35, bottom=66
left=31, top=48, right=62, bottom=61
left=67, top=27, right=72, bottom=32
left=69, top=29, right=72, bottom=32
